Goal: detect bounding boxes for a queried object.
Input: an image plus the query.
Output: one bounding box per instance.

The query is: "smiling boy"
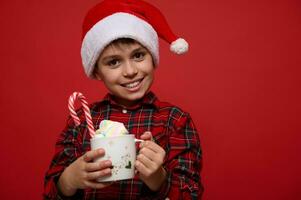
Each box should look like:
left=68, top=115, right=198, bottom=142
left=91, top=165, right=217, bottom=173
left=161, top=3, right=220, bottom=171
left=94, top=39, right=154, bottom=107
left=44, top=1, right=203, bottom=199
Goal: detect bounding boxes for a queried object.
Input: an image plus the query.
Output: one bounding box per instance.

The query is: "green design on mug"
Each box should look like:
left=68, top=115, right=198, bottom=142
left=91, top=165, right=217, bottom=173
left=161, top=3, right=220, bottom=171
left=125, top=161, right=132, bottom=169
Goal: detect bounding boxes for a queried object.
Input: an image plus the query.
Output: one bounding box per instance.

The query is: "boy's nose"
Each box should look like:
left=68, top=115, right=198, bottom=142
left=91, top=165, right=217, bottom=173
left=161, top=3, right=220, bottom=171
left=122, top=61, right=138, bottom=77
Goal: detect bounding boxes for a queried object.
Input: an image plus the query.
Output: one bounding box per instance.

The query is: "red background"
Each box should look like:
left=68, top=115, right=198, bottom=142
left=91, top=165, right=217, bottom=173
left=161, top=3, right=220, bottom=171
left=0, top=0, right=300, bottom=199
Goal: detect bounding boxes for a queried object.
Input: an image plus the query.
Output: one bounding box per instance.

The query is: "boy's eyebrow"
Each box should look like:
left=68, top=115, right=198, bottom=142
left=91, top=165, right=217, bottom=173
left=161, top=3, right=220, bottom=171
left=131, top=47, right=147, bottom=53
left=100, top=55, right=120, bottom=63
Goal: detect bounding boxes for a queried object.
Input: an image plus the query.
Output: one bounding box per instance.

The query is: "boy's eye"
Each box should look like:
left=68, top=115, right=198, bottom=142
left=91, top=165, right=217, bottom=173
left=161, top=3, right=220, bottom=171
left=133, top=52, right=145, bottom=61
left=107, top=59, right=120, bottom=67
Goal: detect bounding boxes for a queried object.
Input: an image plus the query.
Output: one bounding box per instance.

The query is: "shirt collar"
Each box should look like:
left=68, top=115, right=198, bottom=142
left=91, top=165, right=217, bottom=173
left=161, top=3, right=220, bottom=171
left=99, top=91, right=159, bottom=110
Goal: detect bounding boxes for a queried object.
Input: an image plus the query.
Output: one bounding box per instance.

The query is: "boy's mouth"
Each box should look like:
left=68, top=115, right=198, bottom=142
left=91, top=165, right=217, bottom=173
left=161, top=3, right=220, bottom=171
left=121, top=78, right=144, bottom=89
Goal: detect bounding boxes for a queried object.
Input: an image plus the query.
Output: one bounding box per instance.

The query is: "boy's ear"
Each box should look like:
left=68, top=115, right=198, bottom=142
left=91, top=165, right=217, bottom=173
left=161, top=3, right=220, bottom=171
left=93, top=65, right=102, bottom=80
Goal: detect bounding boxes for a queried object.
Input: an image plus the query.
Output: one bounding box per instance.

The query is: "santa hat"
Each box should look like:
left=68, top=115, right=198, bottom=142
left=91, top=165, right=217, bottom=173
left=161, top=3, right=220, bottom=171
left=81, top=0, right=189, bottom=78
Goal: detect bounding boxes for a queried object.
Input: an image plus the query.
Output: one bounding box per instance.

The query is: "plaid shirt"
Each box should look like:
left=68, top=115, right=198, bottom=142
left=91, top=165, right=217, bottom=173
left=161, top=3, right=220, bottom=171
left=44, top=92, right=203, bottom=200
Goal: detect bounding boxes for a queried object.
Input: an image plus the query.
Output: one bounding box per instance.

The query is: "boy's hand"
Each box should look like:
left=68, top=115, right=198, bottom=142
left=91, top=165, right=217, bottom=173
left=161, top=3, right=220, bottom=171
left=57, top=148, right=113, bottom=196
left=135, top=131, right=167, bottom=191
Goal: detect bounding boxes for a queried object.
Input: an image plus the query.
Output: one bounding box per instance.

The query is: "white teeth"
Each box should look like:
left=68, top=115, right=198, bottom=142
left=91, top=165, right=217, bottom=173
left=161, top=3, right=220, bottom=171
left=125, top=80, right=140, bottom=88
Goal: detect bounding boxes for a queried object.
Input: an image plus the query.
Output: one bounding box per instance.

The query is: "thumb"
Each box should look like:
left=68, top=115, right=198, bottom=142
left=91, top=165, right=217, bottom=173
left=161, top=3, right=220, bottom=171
left=140, top=131, right=152, bottom=140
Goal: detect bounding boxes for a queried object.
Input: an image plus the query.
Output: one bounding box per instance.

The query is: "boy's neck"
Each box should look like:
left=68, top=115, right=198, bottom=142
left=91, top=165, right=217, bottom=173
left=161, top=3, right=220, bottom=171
left=111, top=95, right=142, bottom=109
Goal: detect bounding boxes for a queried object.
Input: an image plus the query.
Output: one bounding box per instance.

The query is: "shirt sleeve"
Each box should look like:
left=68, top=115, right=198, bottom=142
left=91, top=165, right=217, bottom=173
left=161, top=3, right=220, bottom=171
left=162, top=112, right=203, bottom=200
left=43, top=118, right=85, bottom=200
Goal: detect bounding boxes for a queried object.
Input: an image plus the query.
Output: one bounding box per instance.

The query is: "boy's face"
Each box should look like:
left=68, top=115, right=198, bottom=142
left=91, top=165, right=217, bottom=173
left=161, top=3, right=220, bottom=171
left=95, top=41, right=154, bottom=107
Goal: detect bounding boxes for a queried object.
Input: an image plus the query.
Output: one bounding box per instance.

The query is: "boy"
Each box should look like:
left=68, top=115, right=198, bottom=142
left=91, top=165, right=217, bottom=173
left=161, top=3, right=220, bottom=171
left=44, top=0, right=203, bottom=199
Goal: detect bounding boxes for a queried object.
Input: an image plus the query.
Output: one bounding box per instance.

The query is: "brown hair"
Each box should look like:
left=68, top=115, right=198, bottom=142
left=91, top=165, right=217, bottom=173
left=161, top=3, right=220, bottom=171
left=93, top=38, right=155, bottom=77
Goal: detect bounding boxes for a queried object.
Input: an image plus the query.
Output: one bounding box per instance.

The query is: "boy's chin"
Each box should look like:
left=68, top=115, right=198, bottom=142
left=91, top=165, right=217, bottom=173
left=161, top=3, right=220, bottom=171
left=122, top=94, right=144, bottom=103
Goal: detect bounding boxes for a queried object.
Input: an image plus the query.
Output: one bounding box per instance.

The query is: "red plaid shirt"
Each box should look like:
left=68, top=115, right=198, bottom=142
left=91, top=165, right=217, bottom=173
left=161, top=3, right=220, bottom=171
left=44, top=92, right=203, bottom=199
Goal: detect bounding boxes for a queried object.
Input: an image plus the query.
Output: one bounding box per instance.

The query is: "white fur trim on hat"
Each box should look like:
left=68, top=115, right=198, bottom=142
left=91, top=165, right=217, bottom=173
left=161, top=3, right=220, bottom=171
left=170, top=38, right=189, bottom=54
left=81, top=12, right=159, bottom=78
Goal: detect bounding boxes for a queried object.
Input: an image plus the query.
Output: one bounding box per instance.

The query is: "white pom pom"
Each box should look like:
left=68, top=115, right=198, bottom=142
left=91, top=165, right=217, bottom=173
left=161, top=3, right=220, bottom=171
left=170, top=38, right=189, bottom=54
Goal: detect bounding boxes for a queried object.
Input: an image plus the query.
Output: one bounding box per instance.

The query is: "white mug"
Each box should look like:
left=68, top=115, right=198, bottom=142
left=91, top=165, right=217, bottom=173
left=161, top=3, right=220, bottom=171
left=90, top=134, right=142, bottom=182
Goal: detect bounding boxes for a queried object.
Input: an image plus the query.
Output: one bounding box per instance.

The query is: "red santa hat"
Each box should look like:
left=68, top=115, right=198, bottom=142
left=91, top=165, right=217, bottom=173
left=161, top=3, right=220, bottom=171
left=81, top=0, right=189, bottom=78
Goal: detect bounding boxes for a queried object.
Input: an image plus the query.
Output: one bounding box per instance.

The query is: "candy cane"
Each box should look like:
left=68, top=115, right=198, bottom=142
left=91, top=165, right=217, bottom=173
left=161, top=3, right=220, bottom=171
left=68, top=92, right=95, bottom=137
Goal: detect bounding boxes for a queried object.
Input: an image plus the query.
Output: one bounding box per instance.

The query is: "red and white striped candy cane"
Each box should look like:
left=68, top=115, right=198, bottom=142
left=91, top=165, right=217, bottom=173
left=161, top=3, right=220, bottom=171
left=68, top=92, right=95, bottom=138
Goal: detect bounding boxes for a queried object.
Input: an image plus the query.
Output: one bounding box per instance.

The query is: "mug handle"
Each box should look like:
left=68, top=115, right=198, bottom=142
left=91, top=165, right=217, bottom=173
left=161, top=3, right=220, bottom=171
left=134, top=139, right=144, bottom=143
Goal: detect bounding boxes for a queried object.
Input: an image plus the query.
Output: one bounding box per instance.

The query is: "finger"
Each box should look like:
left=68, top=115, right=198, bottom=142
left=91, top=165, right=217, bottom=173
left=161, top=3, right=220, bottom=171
left=85, top=160, right=112, bottom=172
left=139, top=147, right=156, bottom=161
left=140, top=131, right=152, bottom=140
left=139, top=145, right=166, bottom=165
left=140, top=141, right=164, bottom=155
left=137, top=153, right=156, bottom=170
left=85, top=168, right=112, bottom=180
left=83, top=148, right=105, bottom=162
left=135, top=160, right=151, bottom=177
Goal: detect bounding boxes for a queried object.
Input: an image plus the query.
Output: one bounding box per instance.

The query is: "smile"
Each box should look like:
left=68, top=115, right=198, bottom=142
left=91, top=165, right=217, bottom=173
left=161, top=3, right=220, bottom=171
left=121, top=78, right=144, bottom=89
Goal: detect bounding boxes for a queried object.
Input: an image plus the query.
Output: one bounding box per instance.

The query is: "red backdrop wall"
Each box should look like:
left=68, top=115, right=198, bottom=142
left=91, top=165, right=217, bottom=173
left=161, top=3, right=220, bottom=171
left=0, top=0, right=300, bottom=199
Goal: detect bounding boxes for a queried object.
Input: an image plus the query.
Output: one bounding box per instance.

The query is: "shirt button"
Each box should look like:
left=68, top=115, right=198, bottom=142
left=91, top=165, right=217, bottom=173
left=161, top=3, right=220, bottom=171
left=122, top=109, right=127, bottom=114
